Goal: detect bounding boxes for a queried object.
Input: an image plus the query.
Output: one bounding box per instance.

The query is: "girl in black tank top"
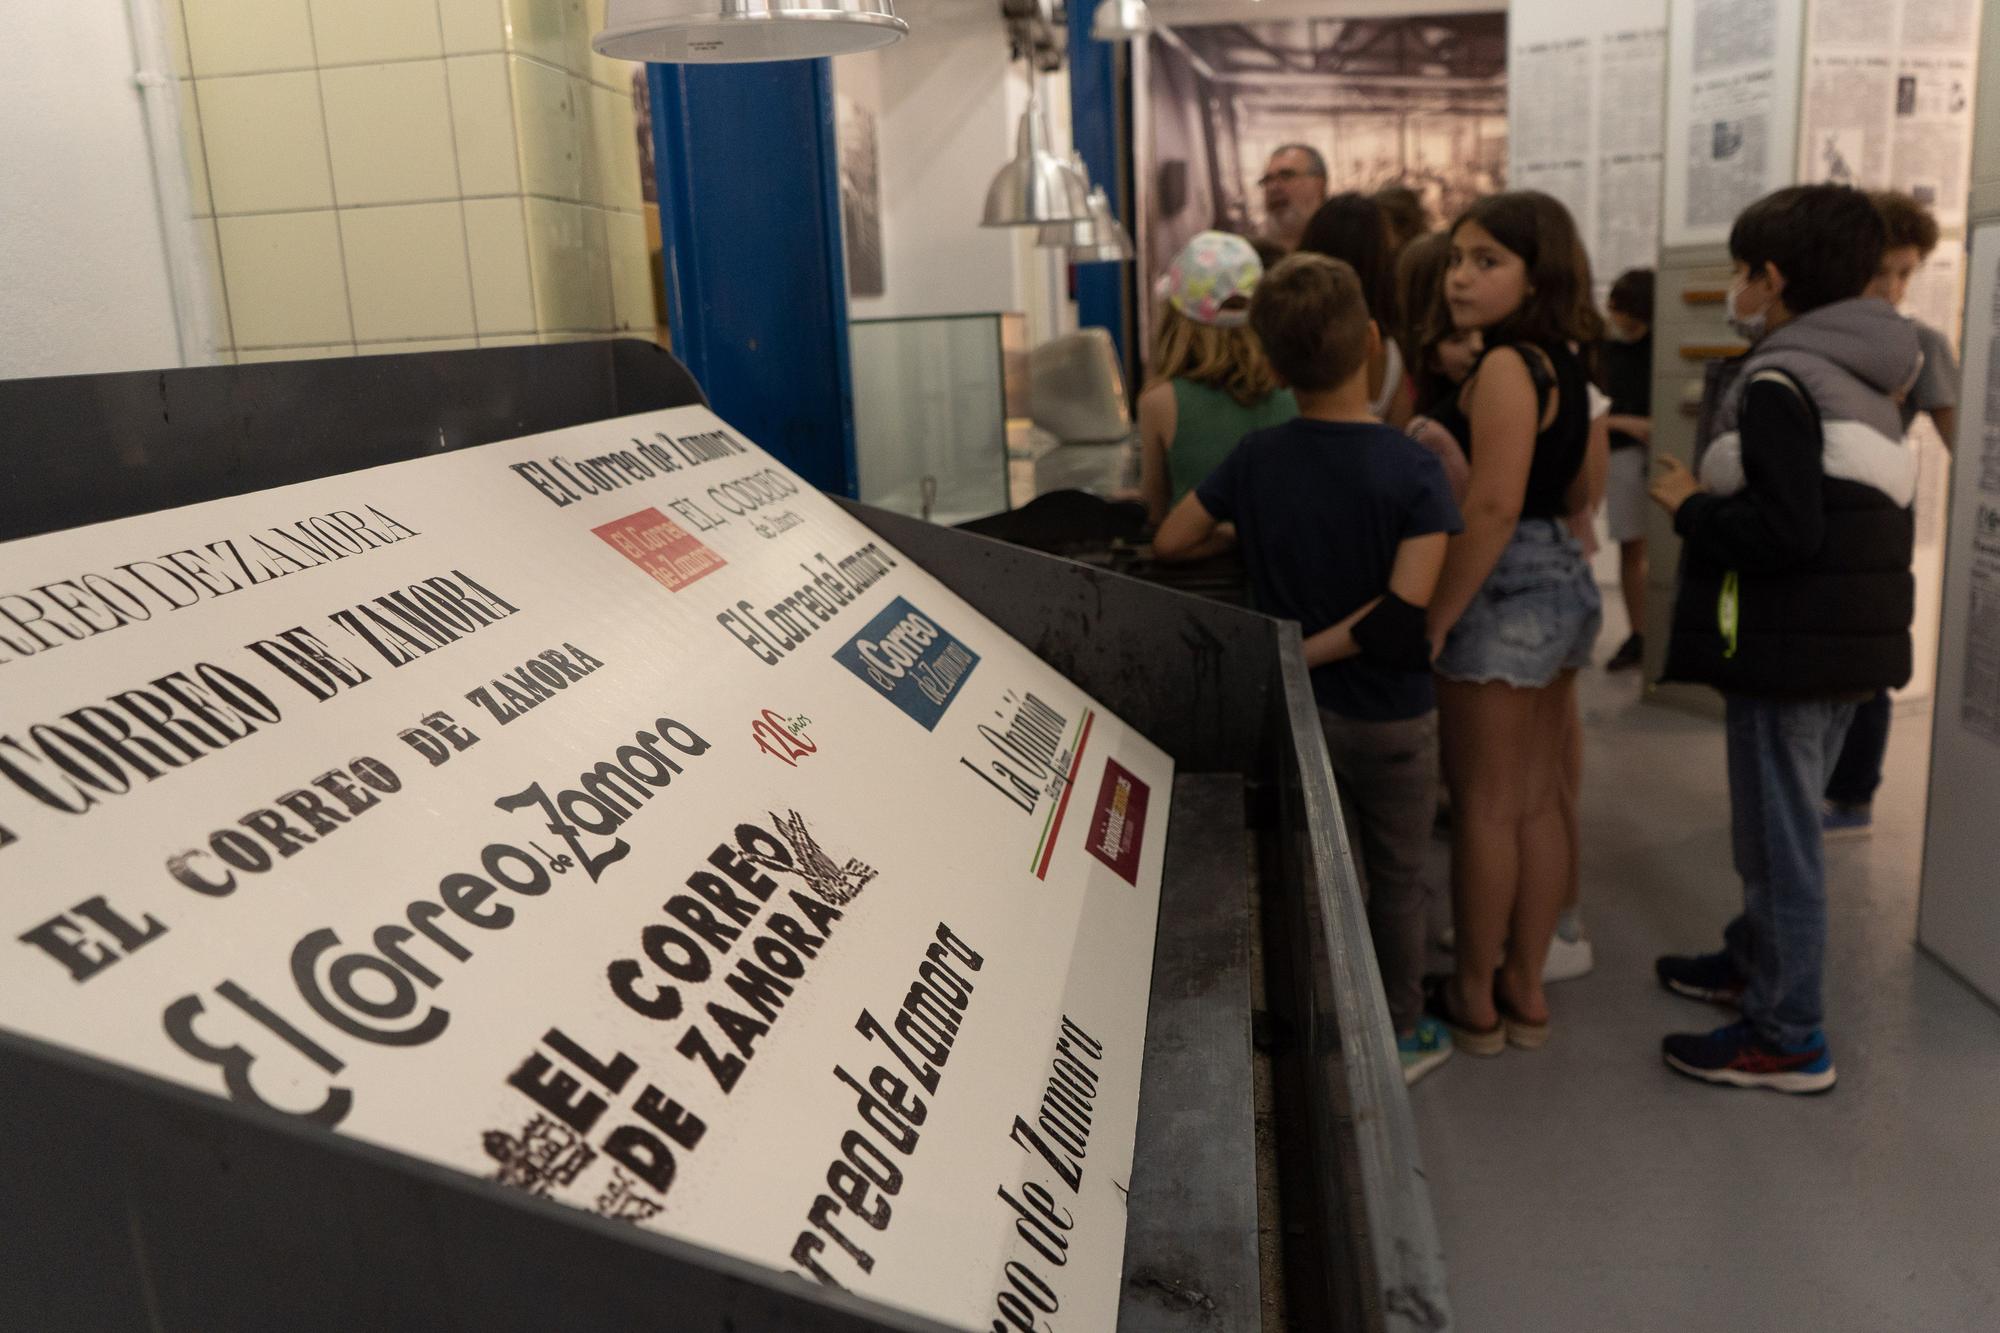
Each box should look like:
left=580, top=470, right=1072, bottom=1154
left=1423, top=193, right=1606, bottom=1056
left=1461, top=339, right=1592, bottom=519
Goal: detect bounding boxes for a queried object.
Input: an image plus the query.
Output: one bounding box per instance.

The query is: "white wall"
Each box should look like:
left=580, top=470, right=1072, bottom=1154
left=837, top=0, right=1075, bottom=343
left=1, top=0, right=188, bottom=379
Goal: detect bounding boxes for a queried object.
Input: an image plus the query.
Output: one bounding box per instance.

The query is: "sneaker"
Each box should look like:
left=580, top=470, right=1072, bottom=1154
left=1654, top=950, right=1745, bottom=1008
left=1822, top=801, right=1873, bottom=840
left=1543, top=910, right=1594, bottom=982
left=1661, top=1021, right=1836, bottom=1094
left=1398, top=1016, right=1455, bottom=1086
left=1605, top=632, right=1644, bottom=671
left=1543, top=933, right=1595, bottom=983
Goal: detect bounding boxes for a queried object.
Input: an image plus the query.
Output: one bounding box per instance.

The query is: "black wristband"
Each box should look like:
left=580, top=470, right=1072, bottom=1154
left=1352, top=592, right=1430, bottom=672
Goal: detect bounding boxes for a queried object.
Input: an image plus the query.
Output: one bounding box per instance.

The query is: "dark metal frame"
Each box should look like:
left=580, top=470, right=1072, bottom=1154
left=0, top=344, right=1448, bottom=1331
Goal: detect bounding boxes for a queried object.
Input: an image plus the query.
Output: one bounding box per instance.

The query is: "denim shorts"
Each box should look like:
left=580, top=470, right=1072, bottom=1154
left=1435, top=518, right=1602, bottom=688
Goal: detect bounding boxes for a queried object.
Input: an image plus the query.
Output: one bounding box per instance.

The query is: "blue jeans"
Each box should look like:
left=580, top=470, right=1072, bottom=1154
left=1721, top=695, right=1860, bottom=1046
left=1434, top=519, right=1602, bottom=688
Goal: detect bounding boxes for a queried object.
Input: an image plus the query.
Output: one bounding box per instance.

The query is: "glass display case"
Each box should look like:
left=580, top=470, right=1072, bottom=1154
left=850, top=313, right=1014, bottom=524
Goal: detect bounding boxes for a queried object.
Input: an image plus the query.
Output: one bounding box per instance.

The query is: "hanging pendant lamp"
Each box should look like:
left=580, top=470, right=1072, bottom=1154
left=594, top=0, right=906, bottom=64
left=1090, top=0, right=1153, bottom=41
left=1067, top=187, right=1134, bottom=263
left=982, top=75, right=1090, bottom=227
left=1037, top=153, right=1100, bottom=247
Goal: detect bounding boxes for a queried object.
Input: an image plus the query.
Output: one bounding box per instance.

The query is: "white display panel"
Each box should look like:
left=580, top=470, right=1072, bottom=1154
left=1662, top=0, right=1807, bottom=248
left=1509, top=0, right=1669, bottom=299
left=1918, top=222, right=2000, bottom=1006
left=0, top=409, right=1172, bottom=1330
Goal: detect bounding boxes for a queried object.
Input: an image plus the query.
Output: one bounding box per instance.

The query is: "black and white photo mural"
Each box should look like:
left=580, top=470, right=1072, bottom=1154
left=1141, top=12, right=1508, bottom=287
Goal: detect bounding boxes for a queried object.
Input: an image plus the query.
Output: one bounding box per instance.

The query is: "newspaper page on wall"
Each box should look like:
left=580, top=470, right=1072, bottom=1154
left=1509, top=0, right=1668, bottom=302
left=0, top=409, right=1174, bottom=1331
left=1798, top=0, right=1981, bottom=333
left=1662, top=0, right=1806, bottom=247
left=1799, top=0, right=1980, bottom=229
left=1917, top=220, right=2000, bottom=1008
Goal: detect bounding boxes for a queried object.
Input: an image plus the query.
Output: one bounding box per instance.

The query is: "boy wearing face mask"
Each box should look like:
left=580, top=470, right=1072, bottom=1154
left=1647, top=185, right=1921, bottom=1094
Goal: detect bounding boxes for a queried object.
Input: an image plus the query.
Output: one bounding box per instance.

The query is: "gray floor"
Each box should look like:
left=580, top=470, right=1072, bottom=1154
left=1410, top=603, right=2000, bottom=1333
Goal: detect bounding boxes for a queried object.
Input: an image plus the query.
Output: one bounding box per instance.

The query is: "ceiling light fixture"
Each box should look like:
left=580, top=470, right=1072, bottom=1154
left=1090, top=0, right=1153, bottom=41
left=1066, top=187, right=1135, bottom=263
left=594, top=0, right=906, bottom=64
left=982, top=85, right=1090, bottom=227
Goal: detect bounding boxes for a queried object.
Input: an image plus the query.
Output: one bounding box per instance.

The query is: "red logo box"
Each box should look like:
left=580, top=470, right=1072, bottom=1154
left=1085, top=758, right=1149, bottom=885
left=593, top=508, right=726, bottom=591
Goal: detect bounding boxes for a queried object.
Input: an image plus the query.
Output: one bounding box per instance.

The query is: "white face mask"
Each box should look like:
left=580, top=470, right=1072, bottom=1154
left=1727, top=274, right=1768, bottom=342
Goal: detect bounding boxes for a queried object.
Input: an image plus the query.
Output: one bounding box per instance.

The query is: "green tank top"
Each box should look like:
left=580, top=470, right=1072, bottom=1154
left=1168, top=379, right=1299, bottom=502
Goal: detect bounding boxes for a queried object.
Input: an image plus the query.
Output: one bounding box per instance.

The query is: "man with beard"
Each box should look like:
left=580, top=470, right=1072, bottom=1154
left=1258, top=144, right=1328, bottom=253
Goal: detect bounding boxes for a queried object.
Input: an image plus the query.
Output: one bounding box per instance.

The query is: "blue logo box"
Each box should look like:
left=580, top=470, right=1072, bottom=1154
left=832, top=596, right=979, bottom=730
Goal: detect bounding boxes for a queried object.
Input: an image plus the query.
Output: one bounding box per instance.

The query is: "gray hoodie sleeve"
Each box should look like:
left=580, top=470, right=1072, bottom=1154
left=1910, top=321, right=1959, bottom=412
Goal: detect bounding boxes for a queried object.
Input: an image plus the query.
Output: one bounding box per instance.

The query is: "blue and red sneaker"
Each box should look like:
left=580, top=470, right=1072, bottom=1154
left=1661, top=1021, right=1836, bottom=1094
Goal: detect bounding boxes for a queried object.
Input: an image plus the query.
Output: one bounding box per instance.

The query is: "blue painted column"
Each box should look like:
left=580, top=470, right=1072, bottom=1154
left=1066, top=3, right=1128, bottom=371
left=648, top=60, right=859, bottom=496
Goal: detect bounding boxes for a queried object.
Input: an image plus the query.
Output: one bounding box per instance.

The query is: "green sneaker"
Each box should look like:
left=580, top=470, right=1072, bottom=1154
left=1398, top=1016, right=1455, bottom=1086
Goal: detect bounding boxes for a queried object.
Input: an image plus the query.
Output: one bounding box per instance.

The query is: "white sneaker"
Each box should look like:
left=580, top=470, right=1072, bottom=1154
left=1543, top=930, right=1595, bottom=983
left=1399, top=1017, right=1455, bottom=1086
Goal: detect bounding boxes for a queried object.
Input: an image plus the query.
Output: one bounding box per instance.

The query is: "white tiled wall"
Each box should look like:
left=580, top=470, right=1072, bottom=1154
left=171, top=0, right=658, bottom=362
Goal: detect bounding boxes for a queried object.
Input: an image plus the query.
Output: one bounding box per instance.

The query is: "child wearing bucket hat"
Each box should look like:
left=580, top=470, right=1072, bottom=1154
left=1137, top=231, right=1298, bottom=528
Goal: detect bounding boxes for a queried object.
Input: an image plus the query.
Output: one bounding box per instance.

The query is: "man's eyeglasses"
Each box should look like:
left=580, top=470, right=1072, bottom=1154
left=1258, top=167, right=1324, bottom=188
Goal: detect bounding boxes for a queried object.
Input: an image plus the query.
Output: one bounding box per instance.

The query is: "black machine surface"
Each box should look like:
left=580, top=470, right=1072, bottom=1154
left=0, top=342, right=1447, bottom=1332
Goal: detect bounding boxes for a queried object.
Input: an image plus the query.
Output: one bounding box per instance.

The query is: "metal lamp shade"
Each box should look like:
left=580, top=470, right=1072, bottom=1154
left=1090, top=0, right=1153, bottom=41
left=1037, top=217, right=1085, bottom=247
left=982, top=99, right=1090, bottom=227
left=595, top=0, right=906, bottom=64
left=1067, top=188, right=1134, bottom=263
left=1037, top=154, right=1098, bottom=246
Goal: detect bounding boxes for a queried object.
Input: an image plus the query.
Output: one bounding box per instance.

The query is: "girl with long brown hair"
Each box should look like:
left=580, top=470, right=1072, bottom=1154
left=1425, top=192, right=1607, bottom=1054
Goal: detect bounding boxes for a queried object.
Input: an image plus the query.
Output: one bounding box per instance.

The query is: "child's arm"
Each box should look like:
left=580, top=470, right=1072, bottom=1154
left=1137, top=381, right=1177, bottom=527
left=1153, top=490, right=1235, bottom=562
left=1429, top=348, right=1539, bottom=644
left=1604, top=413, right=1652, bottom=443
left=1566, top=409, right=1611, bottom=517
left=1302, top=532, right=1449, bottom=667
left=1659, top=372, right=1824, bottom=571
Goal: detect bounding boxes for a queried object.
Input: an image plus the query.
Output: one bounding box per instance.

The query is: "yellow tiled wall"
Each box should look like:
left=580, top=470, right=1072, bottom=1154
left=170, top=0, right=658, bottom=362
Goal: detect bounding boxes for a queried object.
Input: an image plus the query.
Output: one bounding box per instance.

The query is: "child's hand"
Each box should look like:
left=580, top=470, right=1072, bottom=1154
left=1648, top=455, right=1702, bottom=515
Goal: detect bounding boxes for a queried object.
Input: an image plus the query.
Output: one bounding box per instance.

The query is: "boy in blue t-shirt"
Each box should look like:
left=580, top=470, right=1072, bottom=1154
left=1155, top=252, right=1464, bottom=1085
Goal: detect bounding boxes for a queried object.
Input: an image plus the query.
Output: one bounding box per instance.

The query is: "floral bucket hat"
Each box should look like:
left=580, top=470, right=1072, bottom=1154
left=1158, top=230, right=1262, bottom=328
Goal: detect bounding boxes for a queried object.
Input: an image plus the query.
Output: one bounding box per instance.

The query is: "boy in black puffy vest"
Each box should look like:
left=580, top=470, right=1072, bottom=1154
left=1647, top=185, right=1920, bottom=1094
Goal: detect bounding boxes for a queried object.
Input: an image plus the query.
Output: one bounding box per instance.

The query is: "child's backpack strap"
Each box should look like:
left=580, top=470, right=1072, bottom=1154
left=1745, top=365, right=1824, bottom=439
